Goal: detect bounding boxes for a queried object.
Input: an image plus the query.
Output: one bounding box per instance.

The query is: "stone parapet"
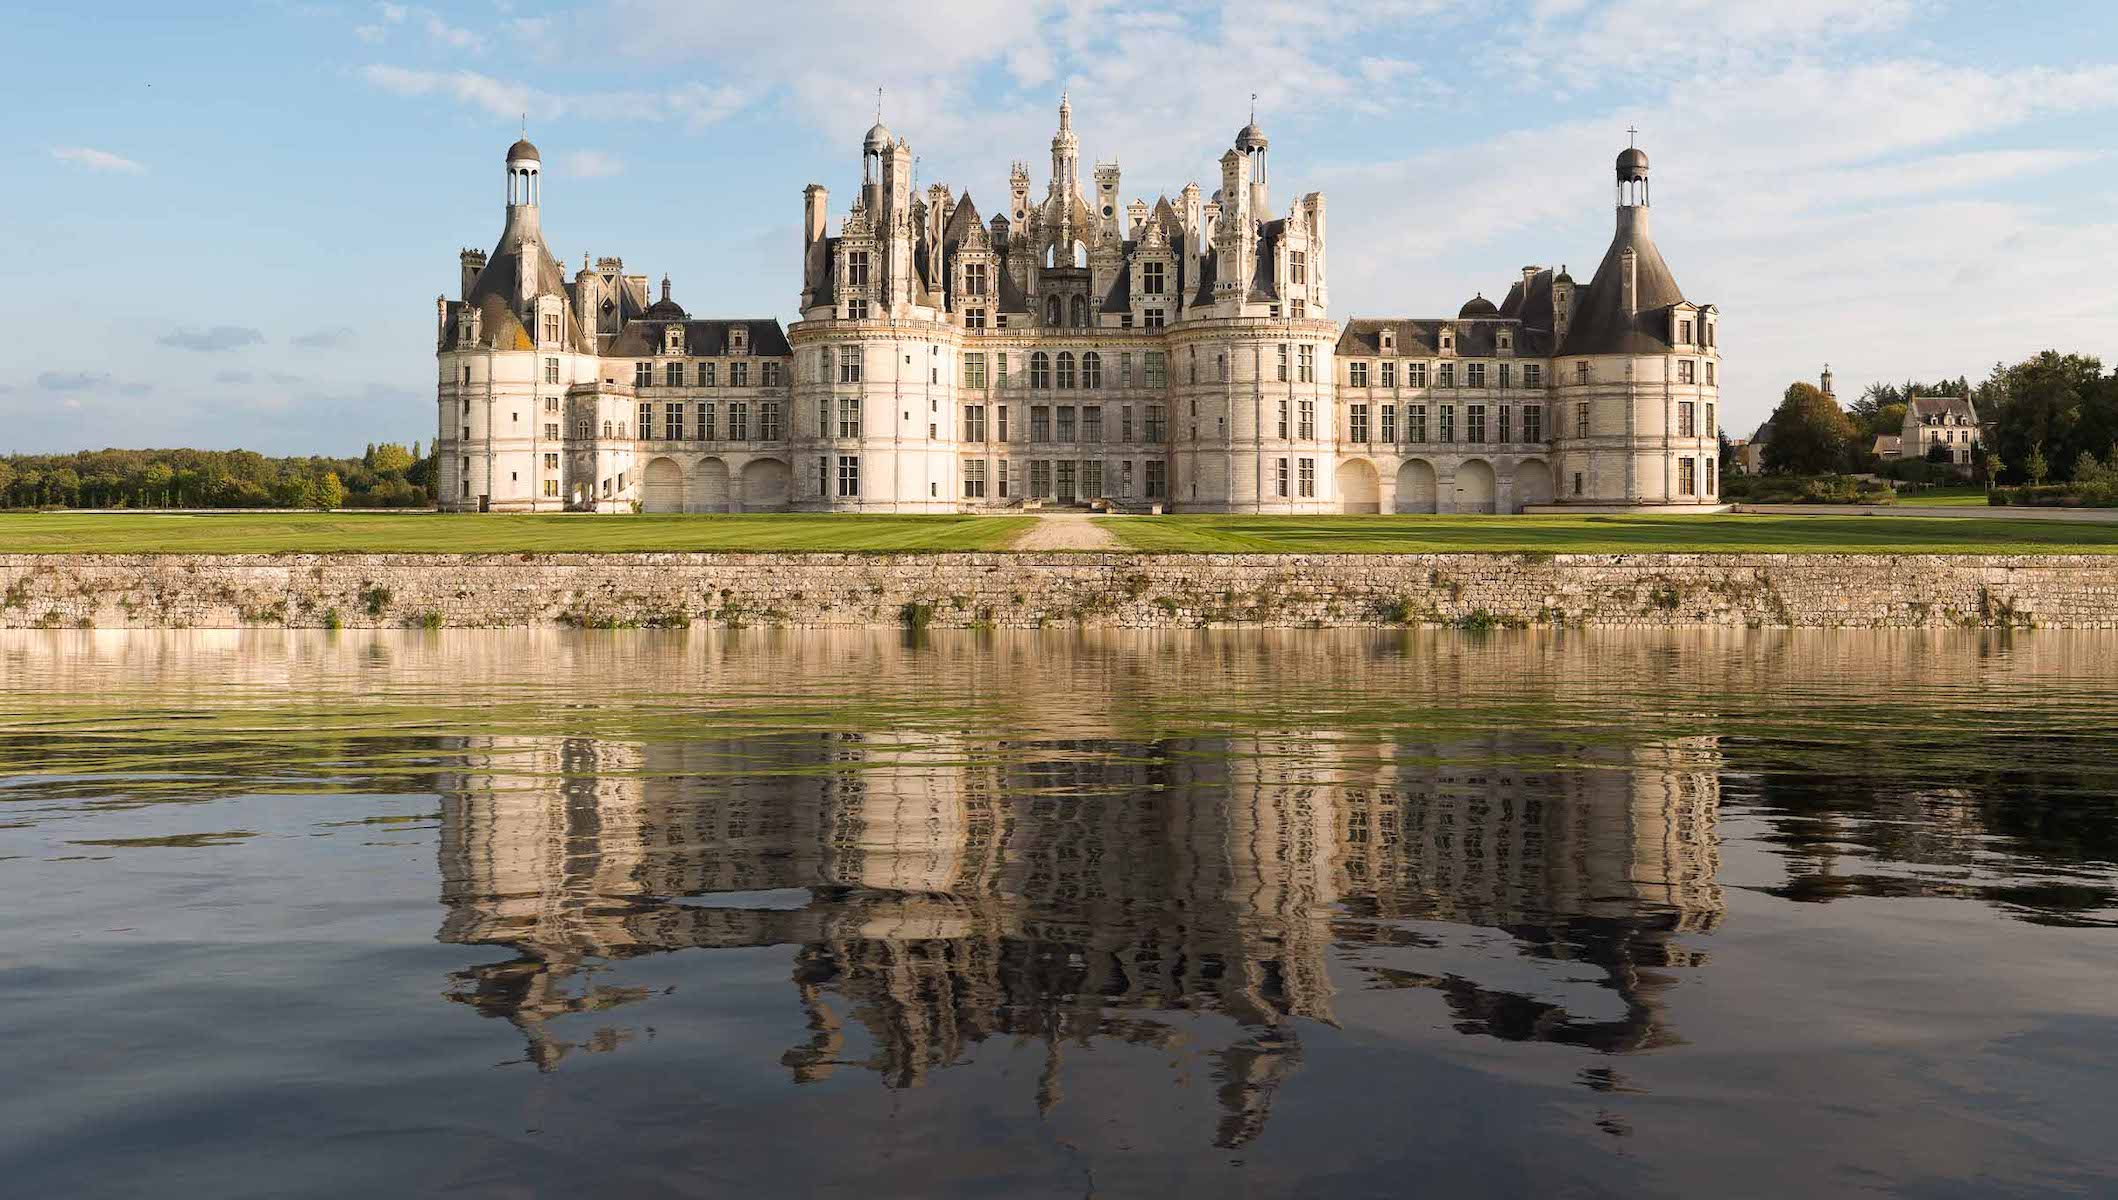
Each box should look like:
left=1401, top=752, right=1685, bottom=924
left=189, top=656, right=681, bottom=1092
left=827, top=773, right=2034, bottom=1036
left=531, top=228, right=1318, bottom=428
left=1, top=553, right=2112, bottom=630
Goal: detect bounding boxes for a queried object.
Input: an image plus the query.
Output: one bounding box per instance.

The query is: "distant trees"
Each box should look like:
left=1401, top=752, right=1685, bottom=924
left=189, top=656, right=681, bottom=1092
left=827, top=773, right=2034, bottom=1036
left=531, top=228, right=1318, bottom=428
left=0, top=445, right=429, bottom=510
left=1763, top=382, right=1857, bottom=475
left=1976, top=352, right=2117, bottom=485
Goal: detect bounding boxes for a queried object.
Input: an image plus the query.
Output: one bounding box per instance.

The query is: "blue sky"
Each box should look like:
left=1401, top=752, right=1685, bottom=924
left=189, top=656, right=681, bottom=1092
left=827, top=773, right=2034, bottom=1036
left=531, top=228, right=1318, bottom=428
left=7, top=0, right=2117, bottom=454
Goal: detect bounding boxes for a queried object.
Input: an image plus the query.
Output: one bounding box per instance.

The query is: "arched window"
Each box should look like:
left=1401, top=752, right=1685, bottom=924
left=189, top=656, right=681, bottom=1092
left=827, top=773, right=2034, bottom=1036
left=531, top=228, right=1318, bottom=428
left=1070, top=295, right=1088, bottom=327
left=1056, top=352, right=1076, bottom=389
left=1072, top=240, right=1088, bottom=269
left=1046, top=295, right=1063, bottom=326
left=1081, top=351, right=1102, bottom=389
left=1030, top=351, right=1051, bottom=389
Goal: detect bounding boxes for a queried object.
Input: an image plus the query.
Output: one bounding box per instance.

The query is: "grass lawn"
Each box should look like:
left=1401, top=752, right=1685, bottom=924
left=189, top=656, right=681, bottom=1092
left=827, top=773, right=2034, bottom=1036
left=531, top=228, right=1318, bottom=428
left=0, top=511, right=1037, bottom=554
left=1096, top=513, right=2118, bottom=554
left=1898, top=486, right=1994, bottom=507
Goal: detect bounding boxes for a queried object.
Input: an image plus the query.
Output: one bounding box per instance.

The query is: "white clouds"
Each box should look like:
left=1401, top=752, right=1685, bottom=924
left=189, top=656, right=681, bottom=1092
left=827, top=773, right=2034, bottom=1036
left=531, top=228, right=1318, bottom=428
left=361, top=65, right=750, bottom=128
left=38, top=371, right=109, bottom=391
left=159, top=326, right=267, bottom=353
left=363, top=65, right=532, bottom=119
left=558, top=149, right=624, bottom=179
left=51, top=147, right=146, bottom=174
left=291, top=328, right=357, bottom=350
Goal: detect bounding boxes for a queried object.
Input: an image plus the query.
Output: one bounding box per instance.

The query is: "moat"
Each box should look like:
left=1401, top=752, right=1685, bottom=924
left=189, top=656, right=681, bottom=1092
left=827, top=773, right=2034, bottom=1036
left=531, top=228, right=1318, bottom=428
left=3, top=629, right=2115, bottom=1197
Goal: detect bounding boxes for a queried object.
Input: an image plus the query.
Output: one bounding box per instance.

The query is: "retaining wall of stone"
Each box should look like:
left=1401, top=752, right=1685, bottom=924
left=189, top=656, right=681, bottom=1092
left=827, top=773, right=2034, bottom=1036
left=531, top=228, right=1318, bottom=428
left=1, top=553, right=2112, bottom=630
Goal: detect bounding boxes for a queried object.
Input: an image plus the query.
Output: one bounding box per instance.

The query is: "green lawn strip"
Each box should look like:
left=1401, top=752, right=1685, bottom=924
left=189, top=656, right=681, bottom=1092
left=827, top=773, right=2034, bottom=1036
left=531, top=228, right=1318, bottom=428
left=1093, top=513, right=2118, bottom=554
left=0, top=512, right=1037, bottom=554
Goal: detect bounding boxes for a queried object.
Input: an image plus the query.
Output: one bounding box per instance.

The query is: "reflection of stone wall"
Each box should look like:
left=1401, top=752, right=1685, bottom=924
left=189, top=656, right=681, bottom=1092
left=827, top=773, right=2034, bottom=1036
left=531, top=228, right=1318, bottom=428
left=7, top=551, right=2117, bottom=629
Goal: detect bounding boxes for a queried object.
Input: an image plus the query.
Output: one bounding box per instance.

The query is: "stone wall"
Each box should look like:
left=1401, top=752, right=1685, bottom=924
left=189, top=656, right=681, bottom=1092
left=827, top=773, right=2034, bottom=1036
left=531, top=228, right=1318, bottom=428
left=1, top=553, right=2113, bottom=630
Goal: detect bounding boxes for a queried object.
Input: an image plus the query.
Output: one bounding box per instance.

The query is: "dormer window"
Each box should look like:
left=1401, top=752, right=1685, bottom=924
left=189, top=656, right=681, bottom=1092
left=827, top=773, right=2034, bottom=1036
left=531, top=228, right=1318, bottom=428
left=730, top=326, right=749, bottom=355
left=1142, top=261, right=1165, bottom=294
left=664, top=326, right=684, bottom=355
left=964, top=262, right=989, bottom=297
left=1678, top=318, right=1694, bottom=344
left=1441, top=330, right=1454, bottom=353
left=1497, top=330, right=1512, bottom=352
left=1380, top=329, right=1395, bottom=354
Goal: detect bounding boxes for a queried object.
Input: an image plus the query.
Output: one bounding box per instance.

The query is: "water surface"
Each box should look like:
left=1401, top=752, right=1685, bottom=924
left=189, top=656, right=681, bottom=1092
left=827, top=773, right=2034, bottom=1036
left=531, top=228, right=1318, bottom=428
left=2, top=629, right=2115, bottom=1197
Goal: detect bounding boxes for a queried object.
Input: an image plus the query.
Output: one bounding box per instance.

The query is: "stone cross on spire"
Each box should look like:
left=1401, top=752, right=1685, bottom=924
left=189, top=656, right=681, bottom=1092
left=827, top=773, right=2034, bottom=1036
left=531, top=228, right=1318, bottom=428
left=1627, top=125, right=1638, bottom=147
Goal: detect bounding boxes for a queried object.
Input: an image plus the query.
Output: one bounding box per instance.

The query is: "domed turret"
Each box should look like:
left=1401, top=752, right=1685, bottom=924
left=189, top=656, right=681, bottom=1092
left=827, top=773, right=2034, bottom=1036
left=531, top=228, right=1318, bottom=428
left=862, top=122, right=892, bottom=154
left=1615, top=146, right=1648, bottom=180
left=1458, top=293, right=1498, bottom=319
left=506, top=138, right=541, bottom=163
left=1235, top=121, right=1269, bottom=152
left=644, top=274, right=687, bottom=319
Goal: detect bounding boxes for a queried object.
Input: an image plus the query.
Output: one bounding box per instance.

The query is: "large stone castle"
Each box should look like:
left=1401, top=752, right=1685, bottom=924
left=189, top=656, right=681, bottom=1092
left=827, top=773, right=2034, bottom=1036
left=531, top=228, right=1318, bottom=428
left=437, top=99, right=1722, bottom=513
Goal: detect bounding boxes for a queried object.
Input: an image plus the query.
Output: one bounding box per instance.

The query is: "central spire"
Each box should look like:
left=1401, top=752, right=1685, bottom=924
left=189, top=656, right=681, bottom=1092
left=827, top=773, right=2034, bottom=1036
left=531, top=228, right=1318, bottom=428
left=1050, top=91, right=1079, bottom=194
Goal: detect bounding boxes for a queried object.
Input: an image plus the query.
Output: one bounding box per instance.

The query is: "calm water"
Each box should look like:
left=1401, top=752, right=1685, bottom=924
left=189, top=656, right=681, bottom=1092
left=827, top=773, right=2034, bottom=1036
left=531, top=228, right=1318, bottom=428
left=2, top=629, right=2116, bottom=1198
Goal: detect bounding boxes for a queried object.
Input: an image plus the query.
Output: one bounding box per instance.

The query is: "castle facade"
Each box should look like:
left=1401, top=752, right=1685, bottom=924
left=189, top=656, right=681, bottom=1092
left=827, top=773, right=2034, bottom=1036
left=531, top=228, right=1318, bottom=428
left=437, top=100, right=1722, bottom=513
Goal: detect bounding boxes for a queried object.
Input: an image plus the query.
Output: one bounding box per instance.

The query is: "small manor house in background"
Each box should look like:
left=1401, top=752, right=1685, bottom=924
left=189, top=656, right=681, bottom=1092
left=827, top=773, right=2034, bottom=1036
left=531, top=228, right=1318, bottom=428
left=1736, top=365, right=1983, bottom=475
left=436, top=98, right=1724, bottom=514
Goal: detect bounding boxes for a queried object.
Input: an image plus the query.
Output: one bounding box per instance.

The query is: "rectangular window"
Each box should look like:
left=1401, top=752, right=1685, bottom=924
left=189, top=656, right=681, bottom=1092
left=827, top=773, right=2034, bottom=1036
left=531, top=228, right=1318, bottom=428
left=1144, top=352, right=1167, bottom=388
left=1055, top=460, right=1076, bottom=503
left=1297, top=458, right=1315, bottom=498
left=1576, top=361, right=1590, bottom=385
left=1438, top=362, right=1455, bottom=388
left=1083, top=406, right=1103, bottom=443
left=1031, top=406, right=1051, bottom=442
left=1277, top=344, right=1289, bottom=382
left=665, top=402, right=683, bottom=441
left=964, top=262, right=987, bottom=296
left=542, top=314, right=559, bottom=344
left=1576, top=401, right=1590, bottom=438
left=1216, top=353, right=1228, bottom=382
left=1083, top=460, right=1103, bottom=498
left=1298, top=399, right=1316, bottom=440
left=964, top=352, right=987, bottom=389
left=730, top=361, right=749, bottom=387
left=1119, top=353, right=1133, bottom=387
left=1678, top=359, right=1696, bottom=385
left=1706, top=361, right=1716, bottom=386
left=639, top=401, right=652, bottom=437
left=1143, top=261, right=1165, bottom=293
left=838, top=347, right=862, bottom=383
left=1439, top=405, right=1456, bottom=442
left=1298, top=345, right=1315, bottom=383
left=996, top=353, right=1009, bottom=387
left=965, top=307, right=986, bottom=330
left=1466, top=404, right=1486, bottom=443
left=763, top=361, right=781, bottom=387
left=1121, top=405, right=1134, bottom=442
left=760, top=401, right=782, bottom=441
left=838, top=398, right=861, bottom=438
left=998, top=458, right=1010, bottom=498
left=1679, top=401, right=1697, bottom=437
left=1524, top=405, right=1543, bottom=443
left=1679, top=457, right=1697, bottom=496
left=1275, top=458, right=1289, bottom=497
left=998, top=405, right=1009, bottom=441
left=666, top=362, right=683, bottom=387
left=1057, top=406, right=1077, bottom=442
left=1705, top=402, right=1715, bottom=437
left=1679, top=319, right=1693, bottom=344
left=1499, top=363, right=1511, bottom=390
left=1289, top=250, right=1307, bottom=285
left=1408, top=404, right=1427, bottom=443
left=847, top=250, right=869, bottom=288
left=1706, top=458, right=1717, bottom=495
left=1408, top=361, right=1428, bottom=388
left=1499, top=404, right=1511, bottom=443
left=1381, top=361, right=1396, bottom=388
left=1350, top=404, right=1369, bottom=443
left=544, top=423, right=560, bottom=440
left=1381, top=404, right=1396, bottom=443
left=1524, top=363, right=1542, bottom=388
left=1031, top=354, right=1052, bottom=389
left=817, top=456, right=829, bottom=496
left=544, top=357, right=559, bottom=384
left=727, top=402, right=749, bottom=441
left=635, top=361, right=652, bottom=387
left=1030, top=459, right=1052, bottom=498
left=837, top=455, right=860, bottom=497
left=1349, top=361, right=1369, bottom=387
left=1466, top=362, right=1486, bottom=388
left=1119, top=460, right=1134, bottom=498
left=700, top=362, right=716, bottom=387
left=964, top=405, right=986, bottom=442
left=1145, top=461, right=1167, bottom=498
left=1145, top=404, right=1168, bottom=442
left=700, top=402, right=717, bottom=440
left=1290, top=298, right=1306, bottom=318
left=1144, top=308, right=1166, bottom=329
left=1276, top=399, right=1289, bottom=439
left=964, top=459, right=987, bottom=498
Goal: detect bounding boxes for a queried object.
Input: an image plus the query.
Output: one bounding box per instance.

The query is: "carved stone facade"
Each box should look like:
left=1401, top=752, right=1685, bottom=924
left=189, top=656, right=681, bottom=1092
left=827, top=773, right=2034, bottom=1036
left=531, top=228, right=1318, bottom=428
left=437, top=106, right=1723, bottom=513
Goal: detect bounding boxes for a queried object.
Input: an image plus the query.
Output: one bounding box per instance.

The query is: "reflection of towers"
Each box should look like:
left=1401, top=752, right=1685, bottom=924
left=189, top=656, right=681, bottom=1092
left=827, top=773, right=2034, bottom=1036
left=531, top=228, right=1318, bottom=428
left=434, top=709, right=1724, bottom=1147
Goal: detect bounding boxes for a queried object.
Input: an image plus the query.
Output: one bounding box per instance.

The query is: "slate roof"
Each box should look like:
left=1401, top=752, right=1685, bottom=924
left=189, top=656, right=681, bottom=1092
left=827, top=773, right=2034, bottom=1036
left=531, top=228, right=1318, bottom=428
left=606, top=319, right=792, bottom=358
left=1334, top=317, right=1553, bottom=358
left=1909, top=395, right=1977, bottom=422
left=1557, top=208, right=1689, bottom=356
left=1873, top=435, right=1903, bottom=457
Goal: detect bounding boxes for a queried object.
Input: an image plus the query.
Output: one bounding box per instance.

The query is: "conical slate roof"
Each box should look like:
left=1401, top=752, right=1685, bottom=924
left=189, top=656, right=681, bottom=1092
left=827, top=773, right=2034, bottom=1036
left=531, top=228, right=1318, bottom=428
left=1558, top=206, right=1687, bottom=356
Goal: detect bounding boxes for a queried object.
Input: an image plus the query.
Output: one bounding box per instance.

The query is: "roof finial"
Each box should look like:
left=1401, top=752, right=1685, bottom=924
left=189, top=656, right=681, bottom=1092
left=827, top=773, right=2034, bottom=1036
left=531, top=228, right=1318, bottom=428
left=1250, top=92, right=1257, bottom=124
left=521, top=112, right=527, bottom=139
left=875, top=87, right=882, bottom=124
left=1627, top=124, right=1638, bottom=148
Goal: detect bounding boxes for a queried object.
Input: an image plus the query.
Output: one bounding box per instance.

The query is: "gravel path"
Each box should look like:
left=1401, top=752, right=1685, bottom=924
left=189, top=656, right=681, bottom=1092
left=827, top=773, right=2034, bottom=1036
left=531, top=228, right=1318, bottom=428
left=1010, top=513, right=1121, bottom=551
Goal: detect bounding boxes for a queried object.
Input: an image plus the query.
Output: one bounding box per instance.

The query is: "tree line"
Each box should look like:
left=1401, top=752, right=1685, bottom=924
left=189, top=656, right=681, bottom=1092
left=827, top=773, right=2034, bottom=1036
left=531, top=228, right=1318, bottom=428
left=0, top=444, right=435, bottom=510
left=1755, top=350, right=2118, bottom=487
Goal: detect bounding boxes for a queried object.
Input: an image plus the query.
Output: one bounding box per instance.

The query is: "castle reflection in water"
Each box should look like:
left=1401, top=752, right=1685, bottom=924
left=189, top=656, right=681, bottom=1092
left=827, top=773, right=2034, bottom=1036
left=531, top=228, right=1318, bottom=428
left=434, top=657, right=1722, bottom=1147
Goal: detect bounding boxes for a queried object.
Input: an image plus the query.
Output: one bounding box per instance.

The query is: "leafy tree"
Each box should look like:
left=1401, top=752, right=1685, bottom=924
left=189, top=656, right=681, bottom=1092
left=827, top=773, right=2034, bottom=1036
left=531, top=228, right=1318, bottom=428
left=317, top=471, right=345, bottom=511
left=369, top=443, right=415, bottom=474
left=2026, top=444, right=2049, bottom=486
left=1763, top=382, right=1855, bottom=475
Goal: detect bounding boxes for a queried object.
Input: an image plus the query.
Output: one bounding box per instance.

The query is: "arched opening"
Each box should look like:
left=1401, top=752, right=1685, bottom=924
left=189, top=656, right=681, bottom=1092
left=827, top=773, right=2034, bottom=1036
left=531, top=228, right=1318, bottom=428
left=1069, top=294, right=1088, bottom=327
left=1453, top=459, right=1497, bottom=514
left=738, top=458, right=791, bottom=512
left=1072, top=240, right=1088, bottom=268
left=1395, top=460, right=1437, bottom=513
left=1513, top=458, right=1554, bottom=511
left=1335, top=458, right=1380, bottom=513
left=641, top=456, right=684, bottom=513
left=690, top=457, right=730, bottom=512
left=1056, top=351, right=1076, bottom=389
left=1045, top=295, right=1063, bottom=326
